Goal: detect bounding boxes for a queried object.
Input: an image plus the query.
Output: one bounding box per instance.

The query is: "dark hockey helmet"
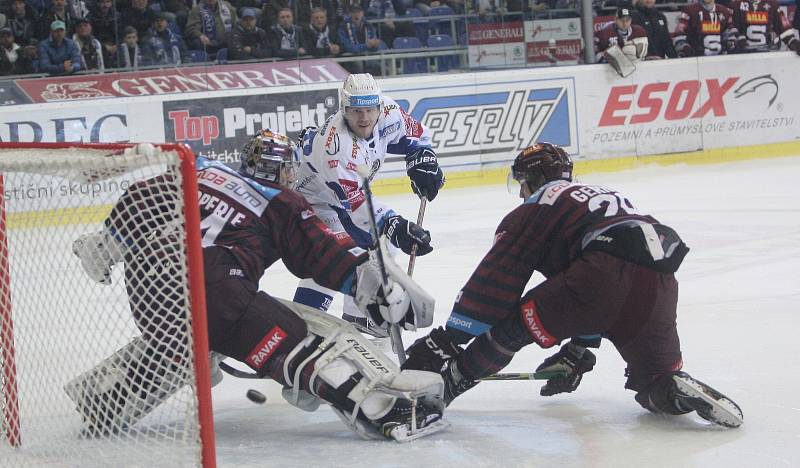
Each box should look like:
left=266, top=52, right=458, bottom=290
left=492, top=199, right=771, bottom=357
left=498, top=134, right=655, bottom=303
left=508, top=142, right=573, bottom=195
left=240, top=129, right=298, bottom=188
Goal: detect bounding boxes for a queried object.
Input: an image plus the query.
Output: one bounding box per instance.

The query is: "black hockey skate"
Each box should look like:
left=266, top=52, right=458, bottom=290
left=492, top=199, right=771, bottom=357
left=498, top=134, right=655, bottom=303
left=376, top=396, right=448, bottom=442
left=672, top=372, right=743, bottom=428
left=442, top=362, right=479, bottom=406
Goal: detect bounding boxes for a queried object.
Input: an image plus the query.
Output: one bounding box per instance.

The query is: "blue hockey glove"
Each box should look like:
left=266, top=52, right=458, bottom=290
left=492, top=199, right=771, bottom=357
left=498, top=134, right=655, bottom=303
left=406, top=148, right=444, bottom=201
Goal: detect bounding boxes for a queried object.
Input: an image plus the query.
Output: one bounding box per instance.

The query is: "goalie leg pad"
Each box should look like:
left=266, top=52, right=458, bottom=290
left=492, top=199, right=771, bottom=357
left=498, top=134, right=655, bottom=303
left=63, top=336, right=188, bottom=436
left=279, top=299, right=447, bottom=441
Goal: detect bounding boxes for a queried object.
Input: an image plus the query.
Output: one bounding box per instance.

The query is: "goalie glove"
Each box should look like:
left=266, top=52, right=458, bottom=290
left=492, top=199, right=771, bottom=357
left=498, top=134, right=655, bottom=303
left=351, top=239, right=436, bottom=331
left=535, top=341, right=597, bottom=397
left=383, top=213, right=433, bottom=256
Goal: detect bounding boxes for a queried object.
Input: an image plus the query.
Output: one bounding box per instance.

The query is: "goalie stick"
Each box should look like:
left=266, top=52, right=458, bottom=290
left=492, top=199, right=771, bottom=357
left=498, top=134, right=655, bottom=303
left=356, top=165, right=407, bottom=365
left=481, top=370, right=567, bottom=381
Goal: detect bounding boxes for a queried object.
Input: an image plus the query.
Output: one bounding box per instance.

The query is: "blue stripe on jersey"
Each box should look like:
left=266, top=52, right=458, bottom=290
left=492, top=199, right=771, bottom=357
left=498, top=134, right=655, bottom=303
left=446, top=311, right=491, bottom=337
left=197, top=156, right=281, bottom=200
left=331, top=205, right=373, bottom=248
left=325, top=181, right=351, bottom=211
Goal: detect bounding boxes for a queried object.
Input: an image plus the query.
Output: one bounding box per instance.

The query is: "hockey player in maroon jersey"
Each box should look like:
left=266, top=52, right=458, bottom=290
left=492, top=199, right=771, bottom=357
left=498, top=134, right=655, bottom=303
left=673, top=0, right=738, bottom=57
left=595, top=4, right=649, bottom=76
left=69, top=132, right=448, bottom=442
left=729, top=0, right=800, bottom=54
left=402, top=143, right=744, bottom=429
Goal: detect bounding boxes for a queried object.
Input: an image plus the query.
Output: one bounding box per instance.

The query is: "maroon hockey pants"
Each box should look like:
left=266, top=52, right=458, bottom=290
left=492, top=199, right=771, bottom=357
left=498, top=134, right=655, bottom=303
left=530, top=251, right=683, bottom=391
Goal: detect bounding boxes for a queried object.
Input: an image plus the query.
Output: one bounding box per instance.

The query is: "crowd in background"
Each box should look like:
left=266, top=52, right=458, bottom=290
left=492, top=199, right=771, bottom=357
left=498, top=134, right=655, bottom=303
left=0, top=0, right=796, bottom=76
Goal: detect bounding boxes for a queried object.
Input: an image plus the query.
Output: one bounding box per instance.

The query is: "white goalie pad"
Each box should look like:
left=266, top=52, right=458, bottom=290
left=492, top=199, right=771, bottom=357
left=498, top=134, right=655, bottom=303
left=278, top=299, right=446, bottom=441
left=605, top=45, right=637, bottom=78
left=63, top=336, right=189, bottom=436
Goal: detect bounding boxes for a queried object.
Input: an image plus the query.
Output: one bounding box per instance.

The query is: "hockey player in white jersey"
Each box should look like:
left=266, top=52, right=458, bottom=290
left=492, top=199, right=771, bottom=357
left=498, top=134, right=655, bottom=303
left=292, top=73, right=445, bottom=335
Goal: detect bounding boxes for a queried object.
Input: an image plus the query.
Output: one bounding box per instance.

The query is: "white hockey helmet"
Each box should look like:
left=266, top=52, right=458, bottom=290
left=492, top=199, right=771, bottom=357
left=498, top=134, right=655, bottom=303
left=339, top=73, right=382, bottom=112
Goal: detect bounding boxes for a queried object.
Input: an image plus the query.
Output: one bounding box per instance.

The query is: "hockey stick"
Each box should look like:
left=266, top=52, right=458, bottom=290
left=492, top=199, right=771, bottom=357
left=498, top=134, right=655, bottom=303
left=481, top=370, right=567, bottom=381
left=356, top=166, right=406, bottom=365
left=219, top=361, right=261, bottom=379
left=406, top=198, right=427, bottom=277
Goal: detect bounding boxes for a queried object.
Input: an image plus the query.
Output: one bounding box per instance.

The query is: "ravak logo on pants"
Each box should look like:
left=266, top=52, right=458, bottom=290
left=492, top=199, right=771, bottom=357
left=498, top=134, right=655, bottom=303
left=246, top=326, right=287, bottom=369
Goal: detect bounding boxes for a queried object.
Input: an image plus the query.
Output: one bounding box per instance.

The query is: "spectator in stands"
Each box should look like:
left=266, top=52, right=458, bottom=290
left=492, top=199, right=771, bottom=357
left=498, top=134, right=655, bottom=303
left=117, top=25, right=144, bottom=68
left=8, top=0, right=38, bottom=48
left=37, top=20, right=82, bottom=75
left=267, top=7, right=306, bottom=58
left=121, top=0, right=157, bottom=39
left=142, top=12, right=186, bottom=65
left=72, top=16, right=104, bottom=70
left=531, top=0, right=579, bottom=19
left=24, top=0, right=47, bottom=18
left=304, top=6, right=342, bottom=57
left=162, top=0, right=191, bottom=31
left=631, top=0, right=675, bottom=59
left=364, top=0, right=413, bottom=46
left=185, top=0, right=237, bottom=56
left=295, top=0, right=337, bottom=30
left=230, top=7, right=271, bottom=60
left=0, top=27, right=35, bottom=75
left=261, top=0, right=290, bottom=28
left=89, top=0, right=119, bottom=68
left=339, top=6, right=382, bottom=74
left=38, top=0, right=77, bottom=40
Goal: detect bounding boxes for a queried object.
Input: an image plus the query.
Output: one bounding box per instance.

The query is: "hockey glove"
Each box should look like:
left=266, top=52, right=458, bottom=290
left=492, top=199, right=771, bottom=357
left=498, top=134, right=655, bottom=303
left=383, top=214, right=433, bottom=256
left=405, top=148, right=444, bottom=201
left=535, top=341, right=596, bottom=397
left=352, top=257, right=414, bottom=331
left=403, top=326, right=463, bottom=372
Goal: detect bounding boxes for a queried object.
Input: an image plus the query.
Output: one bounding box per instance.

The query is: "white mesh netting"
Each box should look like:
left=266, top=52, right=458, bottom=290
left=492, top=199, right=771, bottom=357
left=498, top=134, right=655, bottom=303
left=0, top=145, right=209, bottom=467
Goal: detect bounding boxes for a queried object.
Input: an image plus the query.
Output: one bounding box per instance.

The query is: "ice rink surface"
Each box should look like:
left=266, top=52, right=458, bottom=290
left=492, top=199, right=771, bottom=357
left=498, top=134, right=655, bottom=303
left=208, top=156, right=800, bottom=467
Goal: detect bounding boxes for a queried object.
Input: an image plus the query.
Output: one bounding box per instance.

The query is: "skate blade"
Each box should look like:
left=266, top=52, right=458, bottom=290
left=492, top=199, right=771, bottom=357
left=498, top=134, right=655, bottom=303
left=673, top=375, right=743, bottom=428
left=384, top=418, right=450, bottom=442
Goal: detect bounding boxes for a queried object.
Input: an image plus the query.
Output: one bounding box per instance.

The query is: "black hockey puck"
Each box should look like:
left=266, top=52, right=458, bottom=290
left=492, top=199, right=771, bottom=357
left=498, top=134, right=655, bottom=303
left=246, top=389, right=267, bottom=404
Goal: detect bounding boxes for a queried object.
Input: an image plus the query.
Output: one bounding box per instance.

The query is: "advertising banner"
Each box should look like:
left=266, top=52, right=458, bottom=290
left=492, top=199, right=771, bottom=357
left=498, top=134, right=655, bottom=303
left=0, top=80, right=33, bottom=106
left=575, top=53, right=800, bottom=158
left=524, top=18, right=582, bottom=66
left=0, top=104, right=130, bottom=143
left=383, top=72, right=579, bottom=174
left=162, top=88, right=338, bottom=163
left=15, top=59, right=348, bottom=103
left=467, top=22, right=526, bottom=68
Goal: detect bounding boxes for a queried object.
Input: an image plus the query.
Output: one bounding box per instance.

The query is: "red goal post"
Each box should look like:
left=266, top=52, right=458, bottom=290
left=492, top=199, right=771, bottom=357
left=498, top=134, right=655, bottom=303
left=0, top=143, right=215, bottom=467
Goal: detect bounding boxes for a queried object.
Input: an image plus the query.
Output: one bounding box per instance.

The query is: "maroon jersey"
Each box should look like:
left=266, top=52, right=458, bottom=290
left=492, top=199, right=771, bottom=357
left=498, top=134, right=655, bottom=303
left=447, top=180, right=664, bottom=336
left=107, top=157, right=365, bottom=292
left=674, top=2, right=737, bottom=56
left=729, top=0, right=793, bottom=51
left=594, top=23, right=649, bottom=61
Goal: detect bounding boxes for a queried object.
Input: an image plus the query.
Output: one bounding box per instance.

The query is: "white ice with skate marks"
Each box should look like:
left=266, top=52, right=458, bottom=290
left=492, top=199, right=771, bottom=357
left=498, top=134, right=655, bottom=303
left=206, top=156, right=800, bottom=467
left=4, top=156, right=797, bottom=467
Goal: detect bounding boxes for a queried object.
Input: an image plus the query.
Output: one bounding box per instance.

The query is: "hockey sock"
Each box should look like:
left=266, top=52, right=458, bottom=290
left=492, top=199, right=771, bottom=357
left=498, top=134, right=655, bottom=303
left=293, top=287, right=334, bottom=312
left=455, top=330, right=517, bottom=381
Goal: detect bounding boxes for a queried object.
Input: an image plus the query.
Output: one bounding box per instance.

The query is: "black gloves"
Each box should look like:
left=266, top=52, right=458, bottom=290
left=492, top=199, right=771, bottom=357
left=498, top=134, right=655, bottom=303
left=406, top=147, right=445, bottom=201
left=383, top=214, right=433, bottom=256
left=535, top=341, right=597, bottom=397
left=402, top=326, right=462, bottom=372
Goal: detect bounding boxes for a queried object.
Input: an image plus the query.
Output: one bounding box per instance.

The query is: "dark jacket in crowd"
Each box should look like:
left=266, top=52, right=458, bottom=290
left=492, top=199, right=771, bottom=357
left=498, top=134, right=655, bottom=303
left=304, top=23, right=341, bottom=57
left=7, top=10, right=38, bottom=47
left=0, top=43, right=36, bottom=75
left=631, top=3, right=676, bottom=59
left=37, top=35, right=82, bottom=75
left=230, top=23, right=271, bottom=60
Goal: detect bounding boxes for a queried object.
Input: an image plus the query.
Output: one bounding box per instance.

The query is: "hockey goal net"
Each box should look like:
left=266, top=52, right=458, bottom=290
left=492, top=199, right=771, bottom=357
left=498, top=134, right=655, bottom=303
left=0, top=143, right=215, bottom=467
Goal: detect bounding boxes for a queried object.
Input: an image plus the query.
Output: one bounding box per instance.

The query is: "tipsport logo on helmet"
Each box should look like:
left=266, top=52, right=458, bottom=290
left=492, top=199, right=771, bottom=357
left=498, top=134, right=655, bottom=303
left=400, top=78, right=578, bottom=156
left=349, top=94, right=380, bottom=107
